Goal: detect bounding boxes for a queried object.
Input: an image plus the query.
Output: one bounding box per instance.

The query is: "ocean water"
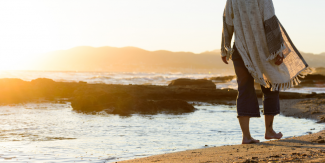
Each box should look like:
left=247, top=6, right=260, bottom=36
left=0, top=103, right=323, bottom=163
left=0, top=71, right=324, bottom=162
left=0, top=71, right=223, bottom=86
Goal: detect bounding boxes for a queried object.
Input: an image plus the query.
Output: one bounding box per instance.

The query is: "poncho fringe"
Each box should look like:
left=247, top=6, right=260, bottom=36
left=265, top=67, right=312, bottom=91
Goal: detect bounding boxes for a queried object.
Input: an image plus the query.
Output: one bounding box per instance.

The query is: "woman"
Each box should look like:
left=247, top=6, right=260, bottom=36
left=221, top=0, right=311, bottom=144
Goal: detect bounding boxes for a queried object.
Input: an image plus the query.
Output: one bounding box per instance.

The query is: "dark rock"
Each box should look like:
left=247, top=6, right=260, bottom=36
left=79, top=81, right=87, bottom=84
left=306, top=92, right=318, bottom=98
left=70, top=85, right=197, bottom=114
left=303, top=74, right=325, bottom=81
left=278, top=92, right=306, bottom=99
left=31, top=78, right=57, bottom=99
left=208, top=76, right=235, bottom=83
left=0, top=78, right=32, bottom=104
left=1, top=77, right=325, bottom=115
left=72, top=88, right=196, bottom=115
left=31, top=78, right=56, bottom=86
left=168, top=78, right=216, bottom=89
left=148, top=99, right=196, bottom=113
left=0, top=78, right=26, bottom=85
left=298, top=74, right=325, bottom=87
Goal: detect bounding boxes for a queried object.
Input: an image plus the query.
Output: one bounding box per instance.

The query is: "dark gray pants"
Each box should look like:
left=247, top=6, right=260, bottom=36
left=232, top=44, right=280, bottom=117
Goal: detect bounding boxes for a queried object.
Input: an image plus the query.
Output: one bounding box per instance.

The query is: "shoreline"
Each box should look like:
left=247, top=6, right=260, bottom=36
left=1, top=78, right=325, bottom=162
left=119, top=98, right=325, bottom=163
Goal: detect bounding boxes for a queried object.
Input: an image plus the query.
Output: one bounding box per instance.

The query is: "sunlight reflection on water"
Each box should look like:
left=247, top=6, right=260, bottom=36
left=0, top=103, right=323, bottom=162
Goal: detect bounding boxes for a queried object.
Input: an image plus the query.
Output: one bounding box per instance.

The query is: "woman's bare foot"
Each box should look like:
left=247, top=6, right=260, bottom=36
left=265, top=130, right=283, bottom=140
left=242, top=137, right=260, bottom=144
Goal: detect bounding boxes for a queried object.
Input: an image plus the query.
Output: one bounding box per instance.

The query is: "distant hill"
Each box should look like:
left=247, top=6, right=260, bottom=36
left=299, top=52, right=325, bottom=68
left=31, top=46, right=324, bottom=73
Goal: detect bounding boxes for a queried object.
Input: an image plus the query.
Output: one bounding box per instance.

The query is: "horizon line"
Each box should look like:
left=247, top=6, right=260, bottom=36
left=44, top=45, right=325, bottom=55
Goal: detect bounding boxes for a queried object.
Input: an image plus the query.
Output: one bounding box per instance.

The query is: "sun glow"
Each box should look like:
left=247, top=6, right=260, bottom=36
left=0, top=1, right=62, bottom=70
left=0, top=0, right=324, bottom=71
left=0, top=55, right=36, bottom=71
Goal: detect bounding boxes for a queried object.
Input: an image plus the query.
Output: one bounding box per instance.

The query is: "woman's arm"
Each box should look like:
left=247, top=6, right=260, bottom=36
left=221, top=0, right=234, bottom=64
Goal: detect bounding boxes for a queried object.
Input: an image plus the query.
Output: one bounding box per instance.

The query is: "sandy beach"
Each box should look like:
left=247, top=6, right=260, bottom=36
left=119, top=98, right=325, bottom=163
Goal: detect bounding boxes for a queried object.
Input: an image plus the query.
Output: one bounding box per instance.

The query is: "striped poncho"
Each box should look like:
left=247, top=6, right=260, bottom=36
left=221, top=0, right=311, bottom=91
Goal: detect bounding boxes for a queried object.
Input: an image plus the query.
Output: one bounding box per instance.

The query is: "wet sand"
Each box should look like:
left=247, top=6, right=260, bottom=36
left=119, top=98, right=325, bottom=163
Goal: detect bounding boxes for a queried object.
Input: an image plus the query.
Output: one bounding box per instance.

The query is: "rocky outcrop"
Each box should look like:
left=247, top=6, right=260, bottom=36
left=0, top=78, right=32, bottom=103
left=0, top=78, right=81, bottom=104
left=111, top=99, right=196, bottom=115
left=208, top=76, right=235, bottom=83
left=299, top=74, right=325, bottom=86
left=70, top=86, right=196, bottom=114
left=168, top=78, right=216, bottom=89
left=0, top=78, right=324, bottom=115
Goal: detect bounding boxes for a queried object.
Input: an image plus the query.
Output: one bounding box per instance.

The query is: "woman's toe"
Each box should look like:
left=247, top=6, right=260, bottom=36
left=242, top=139, right=260, bottom=144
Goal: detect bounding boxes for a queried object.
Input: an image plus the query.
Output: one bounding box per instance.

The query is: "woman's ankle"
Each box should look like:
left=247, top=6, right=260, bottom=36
left=242, top=134, right=253, bottom=140
left=265, top=128, right=275, bottom=134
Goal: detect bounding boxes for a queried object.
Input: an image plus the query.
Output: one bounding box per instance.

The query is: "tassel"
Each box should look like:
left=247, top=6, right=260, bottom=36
left=285, top=82, right=288, bottom=90
left=296, top=77, right=301, bottom=83
left=298, top=74, right=305, bottom=78
left=266, top=43, right=286, bottom=61
left=282, top=83, right=285, bottom=91
left=282, top=83, right=287, bottom=91
left=294, top=77, right=298, bottom=86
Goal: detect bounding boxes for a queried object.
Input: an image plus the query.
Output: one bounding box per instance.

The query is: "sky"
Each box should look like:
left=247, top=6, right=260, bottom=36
left=0, top=0, right=324, bottom=70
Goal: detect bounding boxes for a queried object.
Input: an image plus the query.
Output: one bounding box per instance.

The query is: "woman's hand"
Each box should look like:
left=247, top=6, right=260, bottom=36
left=222, top=56, right=228, bottom=64
left=274, top=55, right=284, bottom=65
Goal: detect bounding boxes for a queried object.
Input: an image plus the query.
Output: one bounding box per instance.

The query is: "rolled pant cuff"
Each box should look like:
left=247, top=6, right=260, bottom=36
left=237, top=113, right=261, bottom=118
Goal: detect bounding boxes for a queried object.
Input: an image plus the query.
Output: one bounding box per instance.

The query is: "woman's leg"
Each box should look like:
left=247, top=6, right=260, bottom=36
left=239, top=116, right=260, bottom=144
left=261, top=86, right=283, bottom=139
left=232, top=45, right=260, bottom=144
left=264, top=115, right=282, bottom=139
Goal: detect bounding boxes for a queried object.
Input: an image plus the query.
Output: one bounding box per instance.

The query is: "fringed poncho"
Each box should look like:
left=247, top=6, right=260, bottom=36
left=221, top=0, right=311, bottom=91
